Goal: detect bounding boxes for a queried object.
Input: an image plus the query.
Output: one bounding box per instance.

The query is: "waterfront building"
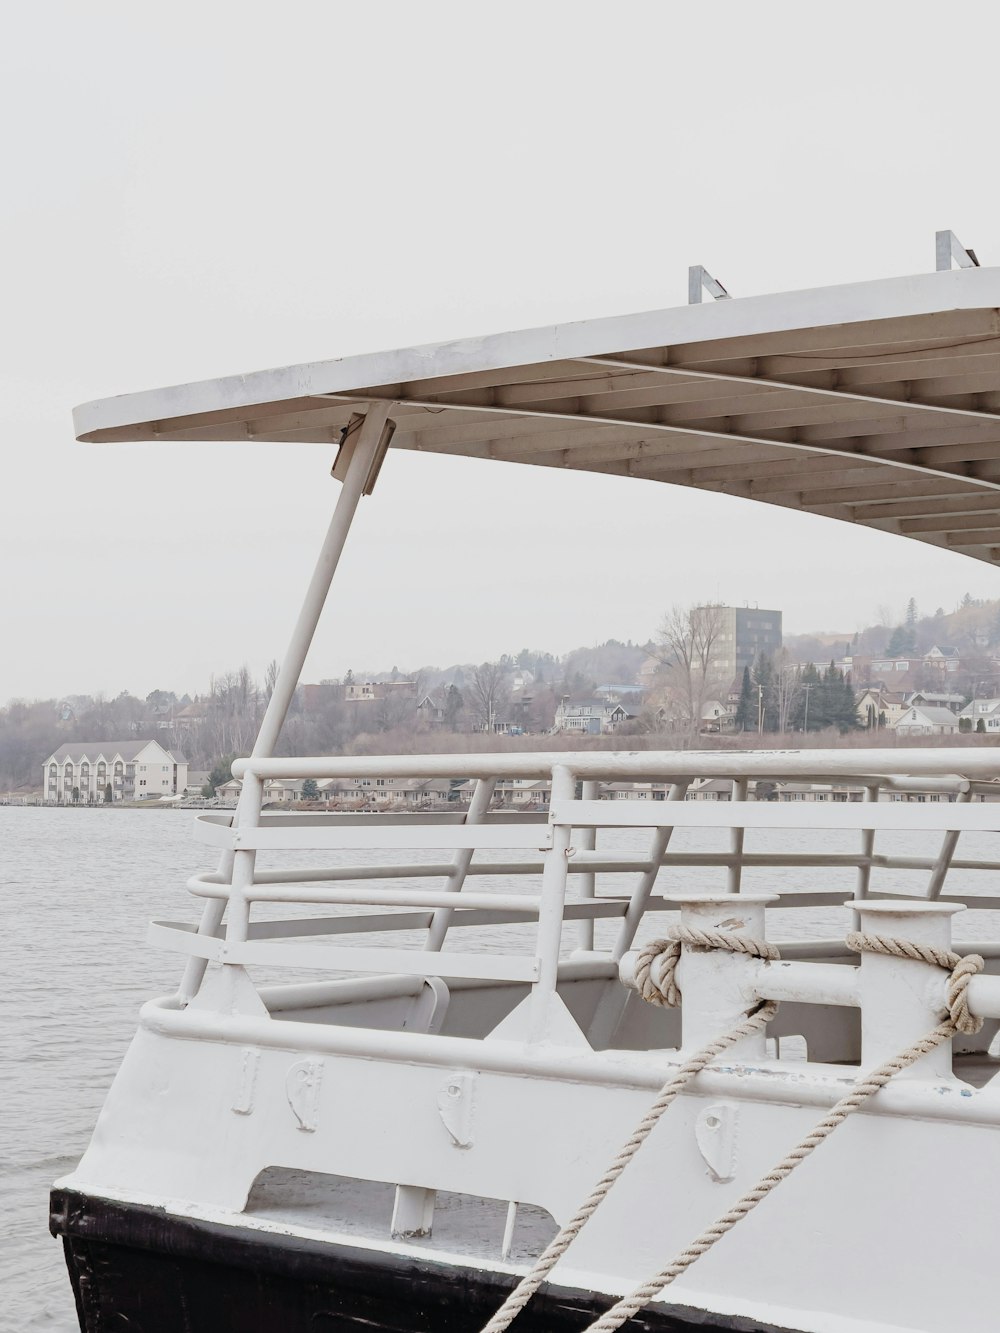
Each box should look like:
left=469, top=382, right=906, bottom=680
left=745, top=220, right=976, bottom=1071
left=41, top=739, right=188, bottom=804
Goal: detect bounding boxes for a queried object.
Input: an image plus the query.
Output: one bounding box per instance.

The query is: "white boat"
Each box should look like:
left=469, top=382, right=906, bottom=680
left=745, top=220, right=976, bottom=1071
left=53, top=240, right=1000, bottom=1332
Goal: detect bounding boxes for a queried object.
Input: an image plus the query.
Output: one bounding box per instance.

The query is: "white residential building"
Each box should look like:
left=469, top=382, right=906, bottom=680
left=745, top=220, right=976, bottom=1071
left=42, top=740, right=188, bottom=804
left=553, top=698, right=631, bottom=734
left=958, top=697, right=1000, bottom=732
left=894, top=705, right=960, bottom=737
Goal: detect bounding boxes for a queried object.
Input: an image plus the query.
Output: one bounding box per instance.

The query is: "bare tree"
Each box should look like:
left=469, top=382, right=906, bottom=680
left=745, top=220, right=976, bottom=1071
left=470, top=661, right=510, bottom=732
left=652, top=604, right=727, bottom=736
left=263, top=658, right=279, bottom=704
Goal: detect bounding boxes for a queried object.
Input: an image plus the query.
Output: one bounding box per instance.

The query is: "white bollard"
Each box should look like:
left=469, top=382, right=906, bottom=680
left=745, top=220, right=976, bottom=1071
left=853, top=899, right=964, bottom=1080
left=672, top=893, right=777, bottom=1059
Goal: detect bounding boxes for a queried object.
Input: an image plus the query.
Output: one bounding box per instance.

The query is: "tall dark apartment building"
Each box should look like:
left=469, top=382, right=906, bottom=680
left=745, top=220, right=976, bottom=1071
left=698, top=605, right=783, bottom=683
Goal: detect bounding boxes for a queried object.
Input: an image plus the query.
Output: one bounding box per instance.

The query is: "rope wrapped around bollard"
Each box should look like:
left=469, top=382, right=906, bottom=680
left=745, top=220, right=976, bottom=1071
left=478, top=926, right=780, bottom=1333
left=479, top=930, right=985, bottom=1333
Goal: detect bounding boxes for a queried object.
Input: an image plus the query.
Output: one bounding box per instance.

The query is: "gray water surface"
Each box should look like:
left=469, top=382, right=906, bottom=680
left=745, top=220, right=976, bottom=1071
left=3, top=806, right=997, bottom=1333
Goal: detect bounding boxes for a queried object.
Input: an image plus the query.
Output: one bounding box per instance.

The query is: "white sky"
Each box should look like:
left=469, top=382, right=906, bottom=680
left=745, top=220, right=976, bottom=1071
left=4, top=1, right=1000, bottom=702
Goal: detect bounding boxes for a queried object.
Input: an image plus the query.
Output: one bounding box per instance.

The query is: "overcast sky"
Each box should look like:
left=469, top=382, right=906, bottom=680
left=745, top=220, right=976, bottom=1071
left=4, top=2, right=1000, bottom=702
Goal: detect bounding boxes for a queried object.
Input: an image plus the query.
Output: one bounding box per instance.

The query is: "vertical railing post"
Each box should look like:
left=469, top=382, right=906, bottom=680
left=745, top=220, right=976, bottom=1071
left=855, top=781, right=880, bottom=900
left=575, top=779, right=600, bottom=950
left=726, top=777, right=748, bottom=893
left=530, top=764, right=575, bottom=1040
left=176, top=402, right=391, bottom=1006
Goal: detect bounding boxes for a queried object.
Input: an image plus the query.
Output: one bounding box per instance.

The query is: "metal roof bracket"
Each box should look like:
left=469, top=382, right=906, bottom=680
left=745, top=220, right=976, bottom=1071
left=688, top=265, right=731, bottom=304
left=936, top=230, right=980, bottom=271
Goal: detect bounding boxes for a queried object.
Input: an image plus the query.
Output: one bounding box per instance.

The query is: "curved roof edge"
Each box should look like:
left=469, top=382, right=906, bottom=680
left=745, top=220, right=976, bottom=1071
left=74, top=267, right=1000, bottom=442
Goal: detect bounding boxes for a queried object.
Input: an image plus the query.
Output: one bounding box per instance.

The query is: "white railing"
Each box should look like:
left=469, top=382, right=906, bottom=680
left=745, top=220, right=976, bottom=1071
left=146, top=748, right=1000, bottom=1018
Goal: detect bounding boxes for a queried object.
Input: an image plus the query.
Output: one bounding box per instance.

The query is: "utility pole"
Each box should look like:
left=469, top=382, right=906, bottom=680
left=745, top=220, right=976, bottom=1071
left=757, top=683, right=764, bottom=736
left=803, top=682, right=813, bottom=733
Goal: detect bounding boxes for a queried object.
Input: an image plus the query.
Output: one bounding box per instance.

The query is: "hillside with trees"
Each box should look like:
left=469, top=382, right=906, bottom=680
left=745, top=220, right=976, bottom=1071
left=6, top=592, right=1000, bottom=795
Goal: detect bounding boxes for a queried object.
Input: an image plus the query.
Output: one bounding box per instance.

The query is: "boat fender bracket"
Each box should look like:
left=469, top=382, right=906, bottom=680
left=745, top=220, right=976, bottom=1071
left=232, top=1047, right=261, bottom=1116
left=437, top=1071, right=476, bottom=1148
left=695, top=1101, right=738, bottom=1182
left=286, top=1058, right=324, bottom=1133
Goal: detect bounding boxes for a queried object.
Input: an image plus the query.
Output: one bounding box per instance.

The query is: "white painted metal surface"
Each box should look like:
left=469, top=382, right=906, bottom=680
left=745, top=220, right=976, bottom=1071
left=74, top=266, right=1000, bottom=565
left=62, top=268, right=1000, bottom=1333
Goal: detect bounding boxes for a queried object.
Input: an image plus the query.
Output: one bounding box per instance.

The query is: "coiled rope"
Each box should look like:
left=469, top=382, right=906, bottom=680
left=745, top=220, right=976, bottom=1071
left=480, top=927, right=984, bottom=1333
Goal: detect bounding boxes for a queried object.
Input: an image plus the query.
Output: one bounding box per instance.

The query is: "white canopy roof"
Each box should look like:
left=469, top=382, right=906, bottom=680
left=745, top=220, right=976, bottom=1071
left=74, top=267, right=1000, bottom=565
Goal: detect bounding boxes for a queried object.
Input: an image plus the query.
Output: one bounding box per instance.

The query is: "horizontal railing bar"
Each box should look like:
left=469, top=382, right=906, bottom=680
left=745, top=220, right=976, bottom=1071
left=873, top=891, right=1000, bottom=910
left=196, top=818, right=553, bottom=852
left=553, top=799, right=1000, bottom=834
left=754, top=961, right=860, bottom=1007
left=876, top=856, right=1000, bottom=872
left=190, top=851, right=885, bottom=897
left=199, top=810, right=550, bottom=829
left=651, top=890, right=854, bottom=909
left=232, top=747, right=1000, bottom=782
left=880, top=776, right=971, bottom=794
left=237, top=898, right=630, bottom=939
left=249, top=888, right=547, bottom=911
left=148, top=922, right=541, bottom=983
left=257, top=956, right=617, bottom=1013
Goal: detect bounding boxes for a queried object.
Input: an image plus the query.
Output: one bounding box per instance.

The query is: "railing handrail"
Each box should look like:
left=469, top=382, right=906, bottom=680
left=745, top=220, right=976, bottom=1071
left=232, top=747, right=1000, bottom=783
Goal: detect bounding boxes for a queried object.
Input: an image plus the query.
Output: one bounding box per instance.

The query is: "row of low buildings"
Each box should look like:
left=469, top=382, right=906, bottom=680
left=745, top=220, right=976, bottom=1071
left=855, top=689, right=1000, bottom=736
left=212, top=773, right=996, bottom=809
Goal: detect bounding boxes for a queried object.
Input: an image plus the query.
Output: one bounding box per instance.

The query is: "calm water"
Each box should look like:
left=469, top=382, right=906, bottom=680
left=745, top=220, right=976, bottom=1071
left=3, top=806, right=998, bottom=1333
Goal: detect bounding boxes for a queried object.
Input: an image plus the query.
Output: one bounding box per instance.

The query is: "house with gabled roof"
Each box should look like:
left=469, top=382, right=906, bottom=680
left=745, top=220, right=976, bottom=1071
left=42, top=739, right=188, bottom=804
left=894, top=705, right=960, bottom=737
left=553, top=698, right=632, bottom=735
left=923, top=645, right=961, bottom=674
left=958, top=697, right=1000, bottom=732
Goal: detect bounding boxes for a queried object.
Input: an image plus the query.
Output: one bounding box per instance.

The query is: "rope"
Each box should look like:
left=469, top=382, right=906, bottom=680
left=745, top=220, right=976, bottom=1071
left=845, top=930, right=984, bottom=1036
left=633, top=927, right=779, bottom=1010
left=478, top=927, right=779, bottom=1333
left=578, top=933, right=985, bottom=1333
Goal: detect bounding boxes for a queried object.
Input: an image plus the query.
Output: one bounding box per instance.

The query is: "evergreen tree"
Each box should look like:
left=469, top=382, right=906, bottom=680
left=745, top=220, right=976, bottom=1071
left=790, top=663, right=821, bottom=731
left=886, top=625, right=916, bottom=657
left=444, top=684, right=464, bottom=731
left=836, top=670, right=859, bottom=732
left=734, top=667, right=755, bottom=731
left=301, top=778, right=319, bottom=800
left=905, top=597, right=918, bottom=626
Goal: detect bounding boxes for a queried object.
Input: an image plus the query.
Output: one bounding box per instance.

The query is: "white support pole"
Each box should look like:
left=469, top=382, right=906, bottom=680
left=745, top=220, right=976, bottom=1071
left=726, top=777, right=748, bottom=893
left=855, top=781, right=880, bottom=900
left=530, top=764, right=575, bottom=1040
left=178, top=402, right=391, bottom=1005
left=425, top=777, right=497, bottom=951
left=252, top=400, right=391, bottom=761
left=575, top=780, right=600, bottom=950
